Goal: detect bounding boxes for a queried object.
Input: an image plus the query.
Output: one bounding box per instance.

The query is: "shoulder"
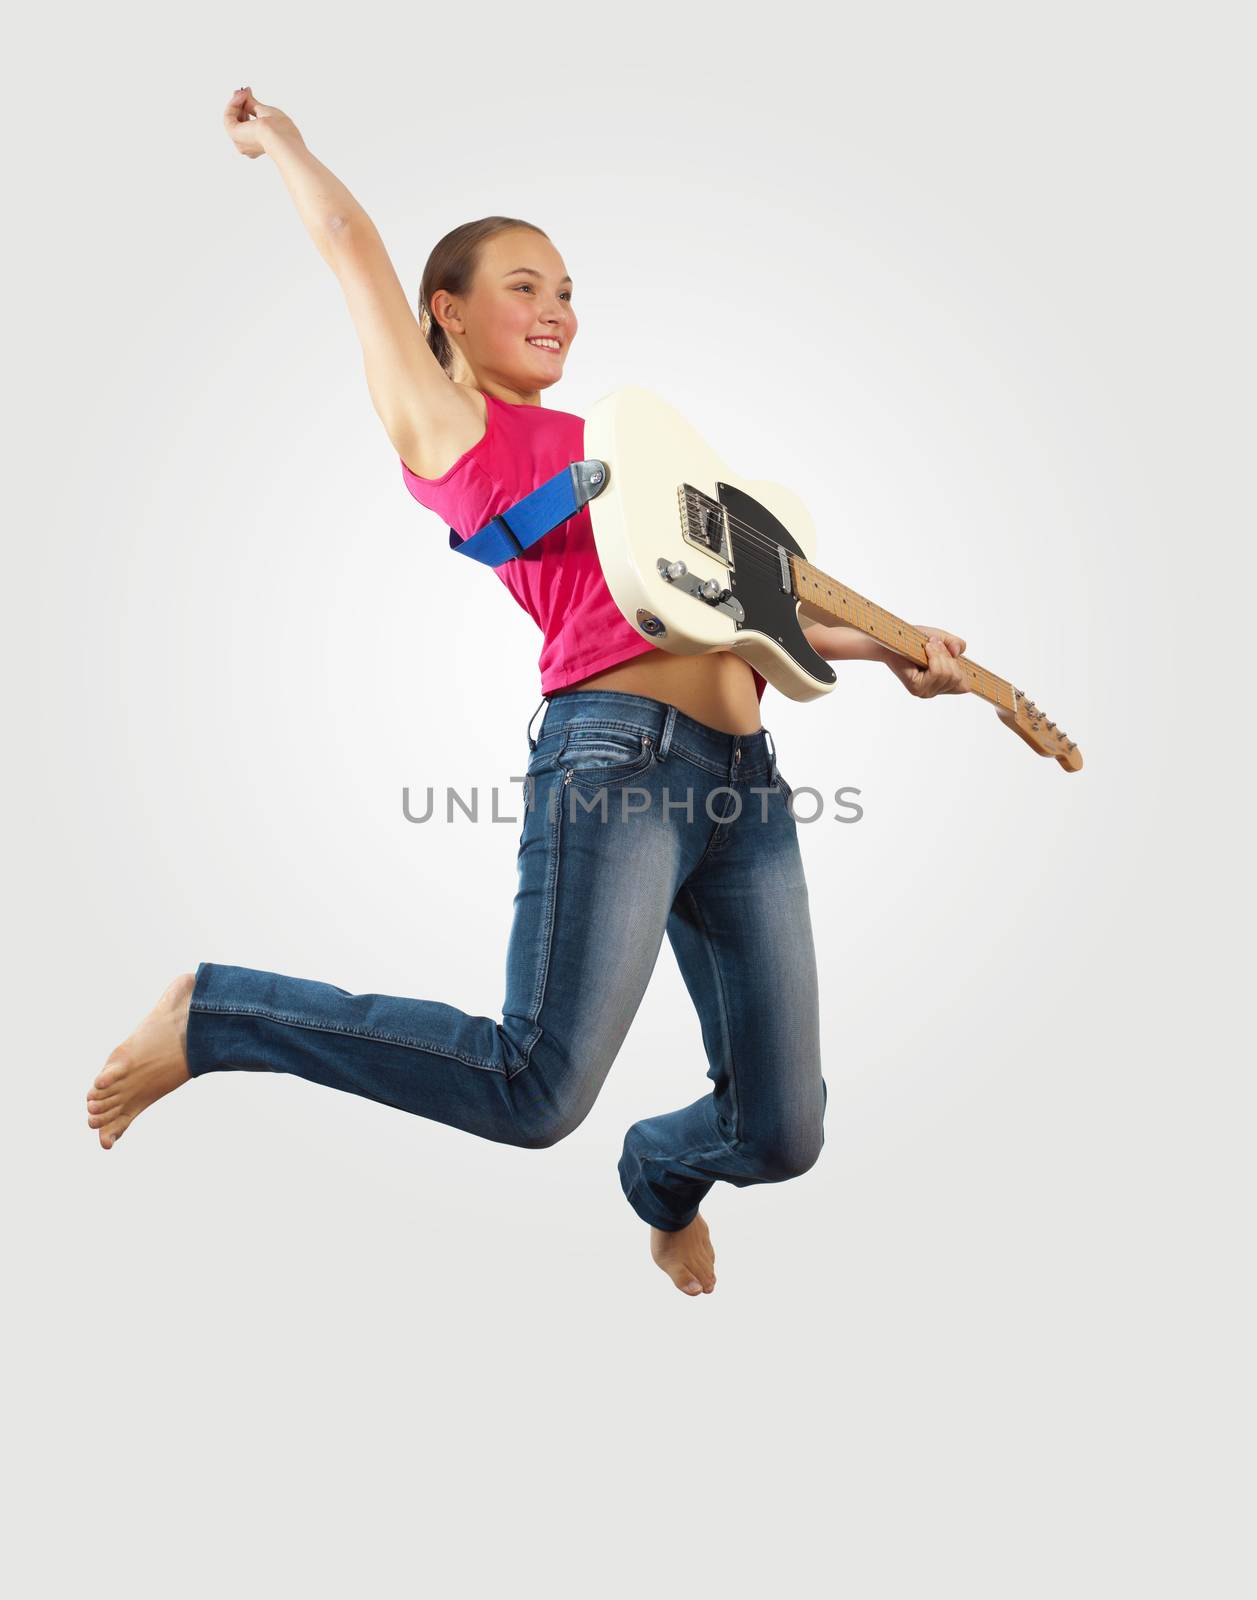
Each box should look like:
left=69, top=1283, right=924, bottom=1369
left=397, top=385, right=488, bottom=481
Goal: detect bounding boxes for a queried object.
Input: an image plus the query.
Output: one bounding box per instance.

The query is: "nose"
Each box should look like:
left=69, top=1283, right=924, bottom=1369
left=538, top=305, right=569, bottom=338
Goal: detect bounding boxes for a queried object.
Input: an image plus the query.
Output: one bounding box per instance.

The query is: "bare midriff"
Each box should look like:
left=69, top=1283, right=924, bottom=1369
left=551, top=650, right=764, bottom=736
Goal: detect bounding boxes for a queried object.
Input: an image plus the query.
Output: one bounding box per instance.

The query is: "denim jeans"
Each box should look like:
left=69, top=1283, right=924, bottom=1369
left=186, top=690, right=827, bottom=1231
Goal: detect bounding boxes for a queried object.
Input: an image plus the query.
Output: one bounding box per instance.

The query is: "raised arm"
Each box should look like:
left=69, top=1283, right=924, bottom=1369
left=221, top=88, right=475, bottom=464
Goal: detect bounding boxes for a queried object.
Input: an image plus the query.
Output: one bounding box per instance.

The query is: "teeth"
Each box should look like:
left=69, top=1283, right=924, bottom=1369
left=527, top=338, right=560, bottom=349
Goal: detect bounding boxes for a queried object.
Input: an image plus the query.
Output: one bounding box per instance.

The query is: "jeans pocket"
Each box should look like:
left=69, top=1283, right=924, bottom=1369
left=562, top=728, right=657, bottom=788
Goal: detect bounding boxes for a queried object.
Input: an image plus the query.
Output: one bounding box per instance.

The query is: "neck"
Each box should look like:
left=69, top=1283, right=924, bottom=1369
left=478, top=381, right=542, bottom=405
left=455, top=361, right=541, bottom=407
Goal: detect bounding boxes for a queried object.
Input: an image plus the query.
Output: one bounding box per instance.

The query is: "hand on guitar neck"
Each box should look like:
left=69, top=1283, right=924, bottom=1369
left=883, top=628, right=971, bottom=698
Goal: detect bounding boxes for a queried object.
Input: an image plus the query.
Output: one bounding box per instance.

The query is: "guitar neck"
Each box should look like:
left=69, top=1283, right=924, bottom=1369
left=791, top=555, right=1014, bottom=713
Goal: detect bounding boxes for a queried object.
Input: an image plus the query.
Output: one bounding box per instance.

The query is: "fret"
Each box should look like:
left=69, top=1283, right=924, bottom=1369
left=791, top=555, right=1017, bottom=716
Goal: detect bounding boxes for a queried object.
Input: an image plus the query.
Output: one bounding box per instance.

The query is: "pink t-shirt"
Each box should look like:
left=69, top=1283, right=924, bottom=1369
left=399, top=390, right=767, bottom=701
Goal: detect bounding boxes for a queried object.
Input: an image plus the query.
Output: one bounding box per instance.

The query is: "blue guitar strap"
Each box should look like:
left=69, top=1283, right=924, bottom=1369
left=448, top=459, right=610, bottom=567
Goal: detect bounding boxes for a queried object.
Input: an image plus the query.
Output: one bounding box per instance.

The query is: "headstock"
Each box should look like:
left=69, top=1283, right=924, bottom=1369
left=996, top=688, right=1084, bottom=772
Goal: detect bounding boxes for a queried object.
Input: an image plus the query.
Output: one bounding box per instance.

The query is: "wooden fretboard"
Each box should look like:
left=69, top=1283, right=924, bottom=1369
left=792, top=555, right=1014, bottom=713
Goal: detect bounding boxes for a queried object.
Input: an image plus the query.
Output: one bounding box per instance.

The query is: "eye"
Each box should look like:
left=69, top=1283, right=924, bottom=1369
left=514, top=284, right=573, bottom=301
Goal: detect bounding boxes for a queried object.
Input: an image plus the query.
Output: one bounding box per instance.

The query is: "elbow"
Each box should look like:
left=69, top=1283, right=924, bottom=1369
left=323, top=206, right=372, bottom=245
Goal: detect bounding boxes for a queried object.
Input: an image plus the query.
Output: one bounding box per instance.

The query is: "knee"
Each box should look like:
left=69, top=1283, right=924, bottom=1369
left=769, top=1135, right=824, bottom=1180
left=748, top=1119, right=825, bottom=1182
left=781, top=1078, right=829, bottom=1178
left=509, top=1038, right=605, bottom=1149
left=514, top=1100, right=589, bottom=1151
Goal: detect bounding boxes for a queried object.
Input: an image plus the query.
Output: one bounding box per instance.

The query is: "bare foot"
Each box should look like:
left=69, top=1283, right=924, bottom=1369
left=650, top=1212, right=717, bottom=1295
left=87, top=973, right=196, bottom=1149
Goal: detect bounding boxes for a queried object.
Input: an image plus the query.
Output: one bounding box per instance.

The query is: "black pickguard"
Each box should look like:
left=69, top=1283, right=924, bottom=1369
left=717, top=483, right=836, bottom=688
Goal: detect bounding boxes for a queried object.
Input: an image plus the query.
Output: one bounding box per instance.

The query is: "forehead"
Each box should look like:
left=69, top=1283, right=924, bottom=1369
left=482, top=230, right=570, bottom=280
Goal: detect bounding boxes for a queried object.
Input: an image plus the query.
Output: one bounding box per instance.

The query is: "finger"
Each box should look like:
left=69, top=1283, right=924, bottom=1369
left=923, top=629, right=966, bottom=657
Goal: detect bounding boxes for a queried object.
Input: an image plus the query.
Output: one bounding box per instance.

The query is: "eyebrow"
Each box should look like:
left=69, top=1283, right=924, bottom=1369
left=502, top=267, right=573, bottom=284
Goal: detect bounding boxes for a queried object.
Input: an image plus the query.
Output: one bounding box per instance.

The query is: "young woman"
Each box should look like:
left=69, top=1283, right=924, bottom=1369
left=85, top=88, right=970, bottom=1297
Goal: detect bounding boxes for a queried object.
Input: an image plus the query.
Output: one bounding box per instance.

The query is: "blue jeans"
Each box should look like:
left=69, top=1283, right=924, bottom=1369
left=186, top=690, right=827, bottom=1231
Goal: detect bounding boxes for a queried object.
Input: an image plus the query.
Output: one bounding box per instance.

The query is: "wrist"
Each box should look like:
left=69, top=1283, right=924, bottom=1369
left=258, top=115, right=305, bottom=153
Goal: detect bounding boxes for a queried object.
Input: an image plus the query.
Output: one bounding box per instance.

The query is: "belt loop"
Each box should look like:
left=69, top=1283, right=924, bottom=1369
left=526, top=696, right=547, bottom=752
left=657, top=704, right=677, bottom=761
left=763, top=726, right=778, bottom=785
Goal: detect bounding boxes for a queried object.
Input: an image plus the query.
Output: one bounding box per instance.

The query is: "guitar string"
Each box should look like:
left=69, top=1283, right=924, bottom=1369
left=679, top=502, right=915, bottom=640
left=683, top=491, right=892, bottom=599
left=725, top=541, right=1003, bottom=698
left=675, top=496, right=1014, bottom=708
left=679, top=491, right=893, bottom=601
left=676, top=491, right=1011, bottom=700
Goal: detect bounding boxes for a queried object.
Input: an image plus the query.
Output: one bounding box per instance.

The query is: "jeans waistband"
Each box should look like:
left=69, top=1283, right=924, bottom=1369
left=526, top=691, right=778, bottom=784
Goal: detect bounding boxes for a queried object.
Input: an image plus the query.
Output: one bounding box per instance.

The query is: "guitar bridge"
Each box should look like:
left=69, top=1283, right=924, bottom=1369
left=677, top=484, right=733, bottom=567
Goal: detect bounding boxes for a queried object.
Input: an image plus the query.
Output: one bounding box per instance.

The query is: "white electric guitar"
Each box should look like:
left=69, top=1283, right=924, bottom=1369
left=583, top=387, right=1083, bottom=773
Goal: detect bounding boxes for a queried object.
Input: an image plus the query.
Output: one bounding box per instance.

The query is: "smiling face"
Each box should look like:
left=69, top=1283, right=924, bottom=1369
left=432, top=227, right=578, bottom=404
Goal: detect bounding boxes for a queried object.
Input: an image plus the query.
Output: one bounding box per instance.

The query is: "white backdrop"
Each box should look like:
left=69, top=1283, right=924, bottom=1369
left=5, top=1, right=1252, bottom=1595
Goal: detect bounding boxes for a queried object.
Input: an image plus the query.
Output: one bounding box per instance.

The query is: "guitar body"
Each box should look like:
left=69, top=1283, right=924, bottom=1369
left=584, top=386, right=838, bottom=702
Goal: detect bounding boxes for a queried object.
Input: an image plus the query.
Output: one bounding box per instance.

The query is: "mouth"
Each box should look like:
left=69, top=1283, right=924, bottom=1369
left=525, top=337, right=563, bottom=353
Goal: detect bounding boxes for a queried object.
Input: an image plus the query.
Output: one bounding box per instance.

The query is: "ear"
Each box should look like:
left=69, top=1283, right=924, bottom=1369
left=430, top=288, right=464, bottom=334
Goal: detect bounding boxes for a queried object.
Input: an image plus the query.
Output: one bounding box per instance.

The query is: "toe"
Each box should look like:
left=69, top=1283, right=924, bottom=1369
left=101, top=1115, right=130, bottom=1147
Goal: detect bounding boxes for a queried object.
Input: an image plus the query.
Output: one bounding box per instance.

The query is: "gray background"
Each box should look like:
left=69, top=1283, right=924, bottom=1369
left=5, top=0, right=1251, bottom=1594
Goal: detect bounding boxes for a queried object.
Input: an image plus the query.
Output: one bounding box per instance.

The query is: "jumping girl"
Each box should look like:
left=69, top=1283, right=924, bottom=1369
left=85, top=88, right=970, bottom=1297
